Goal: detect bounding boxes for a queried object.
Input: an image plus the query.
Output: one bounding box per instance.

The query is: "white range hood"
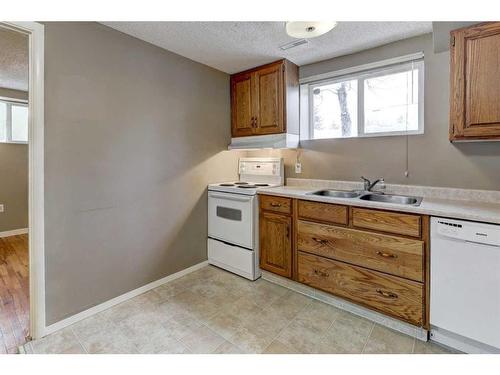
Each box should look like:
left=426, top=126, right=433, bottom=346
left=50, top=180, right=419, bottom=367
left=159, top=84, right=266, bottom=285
left=228, top=133, right=299, bottom=150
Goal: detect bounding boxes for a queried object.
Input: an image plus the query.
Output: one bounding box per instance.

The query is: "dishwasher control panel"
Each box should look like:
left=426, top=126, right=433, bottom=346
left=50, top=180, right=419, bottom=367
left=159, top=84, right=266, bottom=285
left=435, top=218, right=500, bottom=247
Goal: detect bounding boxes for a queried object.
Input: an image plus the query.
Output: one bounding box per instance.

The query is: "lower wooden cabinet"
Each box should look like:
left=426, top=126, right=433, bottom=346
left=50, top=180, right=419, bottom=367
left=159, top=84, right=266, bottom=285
left=259, top=211, right=292, bottom=278
left=259, top=195, right=429, bottom=328
left=298, top=251, right=424, bottom=326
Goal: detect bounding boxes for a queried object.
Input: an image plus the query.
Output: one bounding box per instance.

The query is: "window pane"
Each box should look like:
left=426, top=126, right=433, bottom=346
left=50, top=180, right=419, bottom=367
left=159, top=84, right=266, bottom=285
left=11, top=105, right=28, bottom=142
left=364, top=69, right=419, bottom=134
left=312, top=80, right=358, bottom=139
left=0, top=102, right=6, bottom=142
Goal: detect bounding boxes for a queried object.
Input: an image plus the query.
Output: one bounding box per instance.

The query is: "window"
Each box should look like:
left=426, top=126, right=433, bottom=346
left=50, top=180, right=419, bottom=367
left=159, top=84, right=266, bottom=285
left=0, top=100, right=28, bottom=144
left=300, top=55, right=424, bottom=140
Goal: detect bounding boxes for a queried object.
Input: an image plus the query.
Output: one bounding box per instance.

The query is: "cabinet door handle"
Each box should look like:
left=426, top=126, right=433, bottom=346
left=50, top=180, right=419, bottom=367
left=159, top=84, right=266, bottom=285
left=270, top=202, right=282, bottom=207
left=376, top=289, right=398, bottom=299
left=313, top=269, right=329, bottom=277
left=286, top=225, right=290, bottom=239
left=312, top=237, right=328, bottom=245
left=376, top=251, right=397, bottom=259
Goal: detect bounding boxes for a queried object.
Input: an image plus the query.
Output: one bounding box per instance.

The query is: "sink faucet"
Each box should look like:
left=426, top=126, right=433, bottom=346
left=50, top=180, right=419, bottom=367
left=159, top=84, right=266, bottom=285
left=361, top=176, right=385, bottom=192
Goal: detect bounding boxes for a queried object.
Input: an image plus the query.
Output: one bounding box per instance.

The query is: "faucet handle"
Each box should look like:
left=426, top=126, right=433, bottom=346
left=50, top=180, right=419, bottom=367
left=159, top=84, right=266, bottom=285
left=360, top=176, right=370, bottom=191
left=378, top=178, right=386, bottom=191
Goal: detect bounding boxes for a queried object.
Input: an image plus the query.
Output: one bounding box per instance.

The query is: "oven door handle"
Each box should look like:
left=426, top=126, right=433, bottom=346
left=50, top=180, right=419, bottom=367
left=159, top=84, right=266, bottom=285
left=209, top=193, right=253, bottom=202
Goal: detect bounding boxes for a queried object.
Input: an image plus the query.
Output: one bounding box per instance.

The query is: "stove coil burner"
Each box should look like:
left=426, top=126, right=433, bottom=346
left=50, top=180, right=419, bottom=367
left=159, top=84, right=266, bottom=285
left=254, top=183, right=270, bottom=187
left=238, top=185, right=257, bottom=189
left=219, top=183, right=235, bottom=187
left=233, top=182, right=249, bottom=185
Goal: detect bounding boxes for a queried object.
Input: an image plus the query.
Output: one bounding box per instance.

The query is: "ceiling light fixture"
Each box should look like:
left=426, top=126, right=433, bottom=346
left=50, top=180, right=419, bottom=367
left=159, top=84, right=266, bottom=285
left=285, top=21, right=337, bottom=39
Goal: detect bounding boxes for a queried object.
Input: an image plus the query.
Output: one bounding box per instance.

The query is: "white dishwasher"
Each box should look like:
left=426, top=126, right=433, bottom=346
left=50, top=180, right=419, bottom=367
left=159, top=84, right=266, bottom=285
left=430, top=217, right=500, bottom=353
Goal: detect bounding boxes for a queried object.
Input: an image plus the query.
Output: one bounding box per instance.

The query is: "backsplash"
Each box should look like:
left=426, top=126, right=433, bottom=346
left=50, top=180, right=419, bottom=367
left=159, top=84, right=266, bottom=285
left=287, top=178, right=500, bottom=204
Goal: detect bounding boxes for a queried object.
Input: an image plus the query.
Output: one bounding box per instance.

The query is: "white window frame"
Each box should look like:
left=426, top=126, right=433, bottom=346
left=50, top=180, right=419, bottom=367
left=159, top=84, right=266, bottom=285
left=0, top=98, right=29, bottom=144
left=300, top=52, right=425, bottom=141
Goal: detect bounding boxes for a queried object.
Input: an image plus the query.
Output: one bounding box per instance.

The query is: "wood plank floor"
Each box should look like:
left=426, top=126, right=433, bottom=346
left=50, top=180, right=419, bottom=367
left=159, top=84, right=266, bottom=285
left=0, top=234, right=29, bottom=354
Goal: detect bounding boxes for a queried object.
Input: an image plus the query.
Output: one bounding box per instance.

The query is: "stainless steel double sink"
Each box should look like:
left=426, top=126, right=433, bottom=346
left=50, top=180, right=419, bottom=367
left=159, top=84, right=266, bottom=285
left=307, top=189, right=423, bottom=206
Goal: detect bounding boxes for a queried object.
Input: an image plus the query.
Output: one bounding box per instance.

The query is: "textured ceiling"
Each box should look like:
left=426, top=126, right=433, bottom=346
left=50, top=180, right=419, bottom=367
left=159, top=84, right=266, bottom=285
left=102, top=22, right=432, bottom=73
left=0, top=28, right=28, bottom=91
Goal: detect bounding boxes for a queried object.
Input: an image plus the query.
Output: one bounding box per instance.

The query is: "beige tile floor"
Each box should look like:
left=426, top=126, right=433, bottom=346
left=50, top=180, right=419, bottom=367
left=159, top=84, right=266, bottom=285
left=24, top=265, right=454, bottom=354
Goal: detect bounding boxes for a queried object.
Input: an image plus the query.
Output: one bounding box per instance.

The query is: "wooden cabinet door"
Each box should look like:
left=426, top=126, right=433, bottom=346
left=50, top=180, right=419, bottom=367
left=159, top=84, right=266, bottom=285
left=259, top=211, right=292, bottom=277
left=231, top=72, right=254, bottom=137
left=450, top=22, right=500, bottom=141
left=253, top=63, right=284, bottom=135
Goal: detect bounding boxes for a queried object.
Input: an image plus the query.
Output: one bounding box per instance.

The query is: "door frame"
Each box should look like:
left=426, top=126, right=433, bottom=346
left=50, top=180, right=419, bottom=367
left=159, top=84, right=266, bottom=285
left=1, top=21, right=45, bottom=339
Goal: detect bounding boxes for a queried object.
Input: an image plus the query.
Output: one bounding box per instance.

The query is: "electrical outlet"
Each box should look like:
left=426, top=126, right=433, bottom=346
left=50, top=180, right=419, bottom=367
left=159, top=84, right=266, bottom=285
left=295, top=162, right=302, bottom=174
left=0, top=204, right=4, bottom=213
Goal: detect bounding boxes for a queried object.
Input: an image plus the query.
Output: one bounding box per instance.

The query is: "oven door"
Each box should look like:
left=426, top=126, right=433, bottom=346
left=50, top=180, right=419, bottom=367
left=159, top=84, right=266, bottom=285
left=208, top=191, right=255, bottom=249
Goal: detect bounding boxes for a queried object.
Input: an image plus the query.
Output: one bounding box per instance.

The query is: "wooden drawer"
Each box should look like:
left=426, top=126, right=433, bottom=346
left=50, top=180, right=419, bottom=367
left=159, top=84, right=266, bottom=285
left=298, top=251, right=423, bottom=326
left=298, top=200, right=348, bottom=225
left=260, top=195, right=292, bottom=214
left=297, top=220, right=424, bottom=281
left=352, top=207, right=422, bottom=238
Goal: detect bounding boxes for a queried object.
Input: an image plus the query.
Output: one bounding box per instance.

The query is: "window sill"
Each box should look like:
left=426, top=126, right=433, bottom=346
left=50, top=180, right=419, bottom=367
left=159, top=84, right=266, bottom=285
left=301, top=130, right=424, bottom=142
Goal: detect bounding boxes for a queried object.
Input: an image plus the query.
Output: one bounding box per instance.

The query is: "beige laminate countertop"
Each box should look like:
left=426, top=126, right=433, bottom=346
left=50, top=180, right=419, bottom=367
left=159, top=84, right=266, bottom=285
left=258, top=186, right=500, bottom=225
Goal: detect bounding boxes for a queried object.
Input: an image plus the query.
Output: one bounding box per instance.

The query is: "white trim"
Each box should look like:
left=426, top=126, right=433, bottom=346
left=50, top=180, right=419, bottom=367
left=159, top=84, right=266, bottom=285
left=299, top=51, right=425, bottom=84
left=0, top=228, right=29, bottom=238
left=430, top=327, right=498, bottom=354
left=43, top=261, right=209, bottom=336
left=1, top=22, right=45, bottom=340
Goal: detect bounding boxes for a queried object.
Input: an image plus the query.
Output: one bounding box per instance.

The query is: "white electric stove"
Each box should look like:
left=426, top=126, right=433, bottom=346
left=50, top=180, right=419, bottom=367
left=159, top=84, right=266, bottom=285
left=207, top=157, right=284, bottom=280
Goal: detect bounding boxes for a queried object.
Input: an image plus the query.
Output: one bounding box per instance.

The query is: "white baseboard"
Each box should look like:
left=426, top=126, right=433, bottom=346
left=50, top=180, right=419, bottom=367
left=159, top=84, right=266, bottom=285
left=43, top=260, right=209, bottom=337
left=430, top=327, right=499, bottom=354
left=0, top=228, right=28, bottom=238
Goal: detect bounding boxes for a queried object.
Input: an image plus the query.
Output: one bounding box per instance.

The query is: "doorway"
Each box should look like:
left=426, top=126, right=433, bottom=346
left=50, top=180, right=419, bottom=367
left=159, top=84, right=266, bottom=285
left=0, top=21, right=44, bottom=353
left=0, top=25, right=30, bottom=353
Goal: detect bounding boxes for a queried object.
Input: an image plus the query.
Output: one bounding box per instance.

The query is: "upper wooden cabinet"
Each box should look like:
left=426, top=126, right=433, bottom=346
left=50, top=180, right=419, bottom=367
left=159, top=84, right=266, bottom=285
left=231, top=72, right=254, bottom=137
left=450, top=22, right=500, bottom=141
left=230, top=59, right=299, bottom=137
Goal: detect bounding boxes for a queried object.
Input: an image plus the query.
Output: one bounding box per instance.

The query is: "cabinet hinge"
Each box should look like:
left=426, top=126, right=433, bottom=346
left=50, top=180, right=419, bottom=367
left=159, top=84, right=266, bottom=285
left=451, top=35, right=455, bottom=47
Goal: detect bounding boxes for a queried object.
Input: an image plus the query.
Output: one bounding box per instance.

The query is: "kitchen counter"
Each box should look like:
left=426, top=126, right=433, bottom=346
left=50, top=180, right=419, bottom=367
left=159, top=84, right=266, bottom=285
left=258, top=185, right=500, bottom=225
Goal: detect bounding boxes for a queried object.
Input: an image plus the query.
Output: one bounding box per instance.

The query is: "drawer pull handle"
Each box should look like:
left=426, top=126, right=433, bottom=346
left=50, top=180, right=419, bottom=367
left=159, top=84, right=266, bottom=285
left=312, top=237, right=328, bottom=245
left=313, top=269, right=329, bottom=277
left=376, top=289, right=398, bottom=299
left=376, top=251, right=397, bottom=259
left=270, top=202, right=282, bottom=207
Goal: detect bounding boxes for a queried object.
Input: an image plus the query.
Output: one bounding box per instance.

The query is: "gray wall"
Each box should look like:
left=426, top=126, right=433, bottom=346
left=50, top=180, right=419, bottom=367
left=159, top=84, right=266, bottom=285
left=250, top=33, right=500, bottom=191
left=0, top=143, right=28, bottom=232
left=44, top=22, right=242, bottom=324
left=432, top=22, right=478, bottom=53
left=0, top=28, right=28, bottom=233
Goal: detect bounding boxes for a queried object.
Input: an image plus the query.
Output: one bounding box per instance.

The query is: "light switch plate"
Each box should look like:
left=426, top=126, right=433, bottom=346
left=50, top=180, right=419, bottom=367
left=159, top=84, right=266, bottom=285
left=295, top=162, right=302, bottom=174
left=0, top=204, right=4, bottom=213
